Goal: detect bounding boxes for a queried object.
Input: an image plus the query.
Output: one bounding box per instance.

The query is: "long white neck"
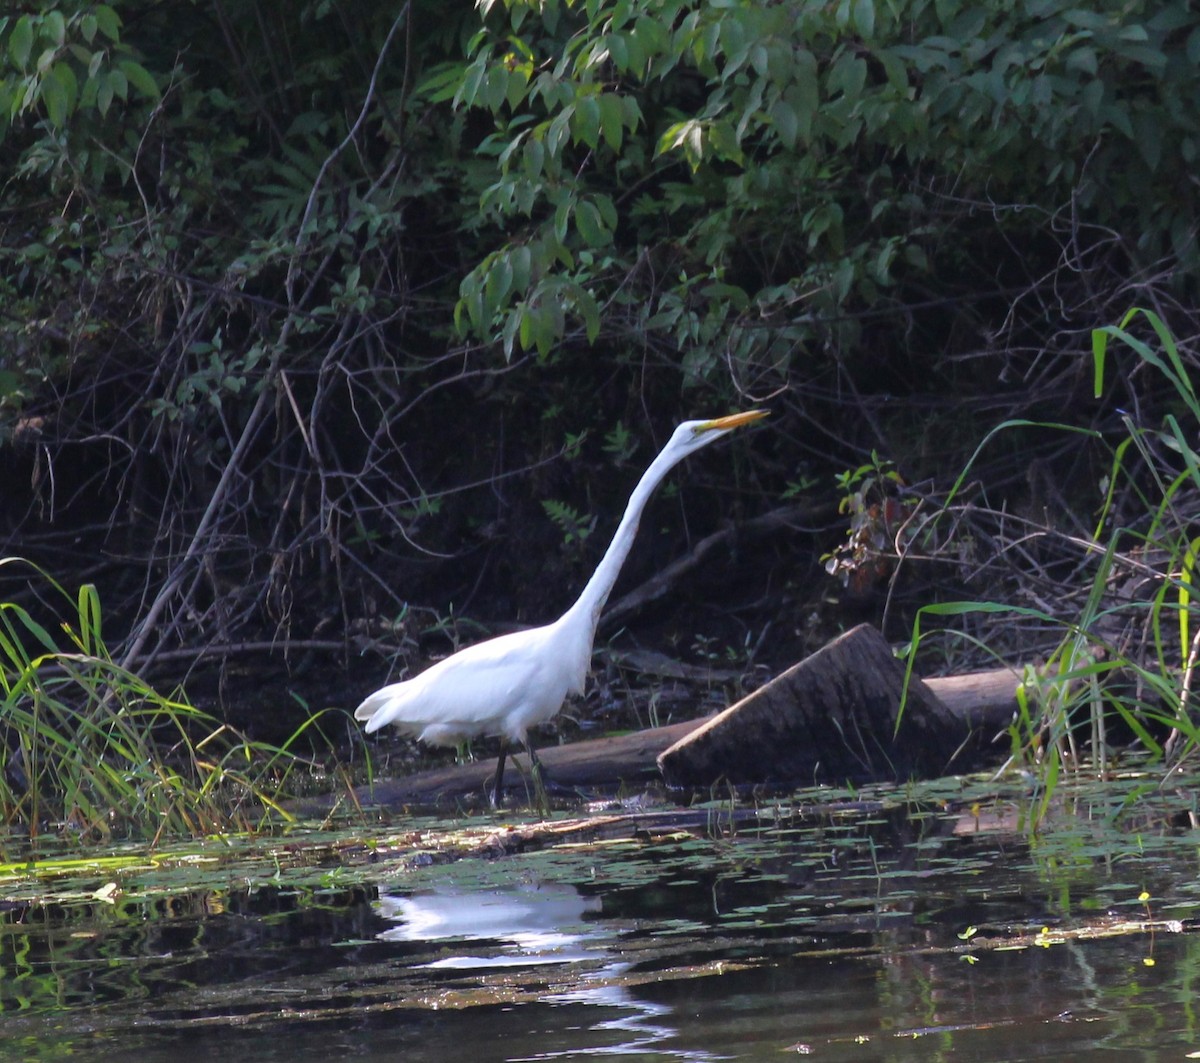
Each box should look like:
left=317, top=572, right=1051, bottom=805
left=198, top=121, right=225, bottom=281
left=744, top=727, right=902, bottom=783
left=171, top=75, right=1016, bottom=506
left=560, top=439, right=696, bottom=638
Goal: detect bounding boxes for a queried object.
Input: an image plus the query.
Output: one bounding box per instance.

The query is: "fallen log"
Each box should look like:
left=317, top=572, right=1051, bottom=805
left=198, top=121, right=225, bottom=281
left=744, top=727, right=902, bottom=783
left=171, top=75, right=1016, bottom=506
left=328, top=624, right=1021, bottom=809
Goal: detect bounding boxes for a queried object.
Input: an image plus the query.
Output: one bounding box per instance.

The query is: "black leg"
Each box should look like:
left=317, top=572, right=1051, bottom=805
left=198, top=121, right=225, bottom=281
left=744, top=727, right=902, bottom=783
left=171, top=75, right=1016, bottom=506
left=488, top=739, right=509, bottom=807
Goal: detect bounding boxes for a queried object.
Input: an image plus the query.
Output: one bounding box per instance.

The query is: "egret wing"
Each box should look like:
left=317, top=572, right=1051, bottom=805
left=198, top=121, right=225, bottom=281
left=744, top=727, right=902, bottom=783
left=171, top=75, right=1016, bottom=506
left=355, top=627, right=558, bottom=743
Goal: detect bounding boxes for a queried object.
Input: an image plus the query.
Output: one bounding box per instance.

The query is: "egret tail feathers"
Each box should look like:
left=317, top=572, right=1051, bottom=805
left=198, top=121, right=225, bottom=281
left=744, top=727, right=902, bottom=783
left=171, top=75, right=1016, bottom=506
left=354, top=682, right=412, bottom=733
left=354, top=674, right=454, bottom=737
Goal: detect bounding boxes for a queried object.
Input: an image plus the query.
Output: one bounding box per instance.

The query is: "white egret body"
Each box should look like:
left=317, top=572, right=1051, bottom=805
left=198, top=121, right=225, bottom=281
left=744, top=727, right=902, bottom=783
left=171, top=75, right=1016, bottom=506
left=354, top=410, right=767, bottom=798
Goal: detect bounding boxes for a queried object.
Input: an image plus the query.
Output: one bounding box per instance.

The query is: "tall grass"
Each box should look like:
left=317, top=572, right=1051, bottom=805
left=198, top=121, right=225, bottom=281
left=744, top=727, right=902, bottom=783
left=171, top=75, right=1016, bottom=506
left=902, top=308, right=1200, bottom=820
left=0, top=558, right=327, bottom=842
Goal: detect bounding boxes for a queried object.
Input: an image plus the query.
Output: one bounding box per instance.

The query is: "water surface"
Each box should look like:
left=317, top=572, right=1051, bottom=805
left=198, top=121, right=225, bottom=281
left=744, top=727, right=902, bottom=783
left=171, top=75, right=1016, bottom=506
left=3, top=772, right=1199, bottom=1060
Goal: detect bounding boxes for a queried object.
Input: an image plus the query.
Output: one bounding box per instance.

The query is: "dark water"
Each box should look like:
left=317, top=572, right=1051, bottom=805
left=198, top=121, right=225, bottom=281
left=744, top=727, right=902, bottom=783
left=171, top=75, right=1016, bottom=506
left=3, top=776, right=1200, bottom=1061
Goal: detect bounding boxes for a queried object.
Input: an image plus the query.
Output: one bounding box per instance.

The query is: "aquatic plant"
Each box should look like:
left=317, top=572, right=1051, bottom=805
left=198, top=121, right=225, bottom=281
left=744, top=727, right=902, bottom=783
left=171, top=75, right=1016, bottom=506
left=0, top=558, right=328, bottom=841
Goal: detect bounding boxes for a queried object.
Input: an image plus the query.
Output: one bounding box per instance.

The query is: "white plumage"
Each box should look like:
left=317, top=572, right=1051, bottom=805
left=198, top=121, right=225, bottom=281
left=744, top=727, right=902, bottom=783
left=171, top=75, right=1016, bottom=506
left=355, top=410, right=767, bottom=799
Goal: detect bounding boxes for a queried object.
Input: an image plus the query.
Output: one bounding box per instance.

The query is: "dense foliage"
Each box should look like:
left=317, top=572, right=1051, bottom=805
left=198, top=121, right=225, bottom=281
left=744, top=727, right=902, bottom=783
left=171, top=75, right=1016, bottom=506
left=453, top=0, right=1200, bottom=375
left=0, top=0, right=1197, bottom=722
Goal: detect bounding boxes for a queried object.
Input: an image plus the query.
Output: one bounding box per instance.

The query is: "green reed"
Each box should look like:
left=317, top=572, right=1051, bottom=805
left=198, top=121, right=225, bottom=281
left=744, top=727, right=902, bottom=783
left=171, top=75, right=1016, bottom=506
left=0, top=558, right=330, bottom=841
left=902, top=308, right=1200, bottom=823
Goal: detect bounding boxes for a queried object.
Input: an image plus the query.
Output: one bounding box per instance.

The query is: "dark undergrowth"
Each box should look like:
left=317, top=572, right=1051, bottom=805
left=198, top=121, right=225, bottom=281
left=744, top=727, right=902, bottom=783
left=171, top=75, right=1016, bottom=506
left=2, top=3, right=1199, bottom=839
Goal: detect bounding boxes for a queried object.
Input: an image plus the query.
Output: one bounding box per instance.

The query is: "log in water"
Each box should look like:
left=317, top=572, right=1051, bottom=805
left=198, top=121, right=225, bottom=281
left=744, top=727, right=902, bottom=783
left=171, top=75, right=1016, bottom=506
left=340, top=624, right=1021, bottom=808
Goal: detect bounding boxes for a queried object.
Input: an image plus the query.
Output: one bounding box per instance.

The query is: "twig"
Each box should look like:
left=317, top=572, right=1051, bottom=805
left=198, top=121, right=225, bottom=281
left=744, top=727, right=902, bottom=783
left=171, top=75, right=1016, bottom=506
left=119, top=7, right=412, bottom=673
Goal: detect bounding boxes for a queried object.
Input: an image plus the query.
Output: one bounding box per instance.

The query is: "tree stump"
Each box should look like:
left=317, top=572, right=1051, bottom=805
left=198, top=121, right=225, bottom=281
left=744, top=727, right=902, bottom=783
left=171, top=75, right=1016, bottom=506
left=657, top=623, right=973, bottom=788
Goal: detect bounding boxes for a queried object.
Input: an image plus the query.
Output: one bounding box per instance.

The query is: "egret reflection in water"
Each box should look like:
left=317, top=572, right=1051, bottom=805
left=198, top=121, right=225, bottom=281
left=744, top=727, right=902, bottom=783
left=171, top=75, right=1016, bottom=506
left=376, top=882, right=602, bottom=966
left=375, top=883, right=717, bottom=1060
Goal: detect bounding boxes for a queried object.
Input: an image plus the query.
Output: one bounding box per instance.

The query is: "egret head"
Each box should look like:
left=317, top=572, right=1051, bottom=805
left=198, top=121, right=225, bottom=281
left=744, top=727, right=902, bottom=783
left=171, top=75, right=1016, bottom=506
left=669, top=409, right=769, bottom=457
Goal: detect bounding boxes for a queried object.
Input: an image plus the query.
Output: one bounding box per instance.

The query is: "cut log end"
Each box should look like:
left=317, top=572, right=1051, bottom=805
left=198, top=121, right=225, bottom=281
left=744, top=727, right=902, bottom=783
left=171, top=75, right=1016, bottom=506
left=657, top=624, right=978, bottom=789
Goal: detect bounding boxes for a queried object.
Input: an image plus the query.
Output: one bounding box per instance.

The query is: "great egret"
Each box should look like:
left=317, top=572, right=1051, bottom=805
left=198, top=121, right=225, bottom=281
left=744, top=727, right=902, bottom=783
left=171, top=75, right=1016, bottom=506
left=355, top=409, right=768, bottom=801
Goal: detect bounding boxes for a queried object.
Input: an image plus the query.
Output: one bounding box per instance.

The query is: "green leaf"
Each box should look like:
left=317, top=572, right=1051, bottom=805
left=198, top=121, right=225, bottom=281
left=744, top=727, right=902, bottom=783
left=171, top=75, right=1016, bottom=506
left=598, top=92, right=624, bottom=151
left=40, top=66, right=68, bottom=127
left=575, top=198, right=607, bottom=246
left=510, top=244, right=532, bottom=292
left=505, top=65, right=528, bottom=109
left=100, top=64, right=126, bottom=103
left=77, top=583, right=102, bottom=656
left=877, top=47, right=909, bottom=91
left=517, top=302, right=535, bottom=351
left=95, top=71, right=112, bottom=115
left=553, top=199, right=570, bottom=243
left=574, top=92, right=600, bottom=148
left=594, top=193, right=617, bottom=230
left=770, top=98, right=798, bottom=148
left=55, top=59, right=77, bottom=113
left=93, top=4, right=122, bottom=42
left=701, top=282, right=750, bottom=311
left=851, top=0, right=875, bottom=37
left=483, top=66, right=508, bottom=112
left=43, top=10, right=66, bottom=47
left=607, top=32, right=628, bottom=69
left=455, top=59, right=486, bottom=108
left=1115, top=23, right=1149, bottom=42
left=623, top=30, right=647, bottom=75
left=416, top=62, right=468, bottom=104
left=621, top=95, right=641, bottom=135
left=485, top=253, right=513, bottom=308
left=707, top=119, right=744, bottom=165
left=523, top=135, right=545, bottom=177
left=117, top=59, right=160, bottom=101
left=827, top=52, right=867, bottom=101
left=792, top=49, right=819, bottom=141
left=631, top=15, right=667, bottom=61
left=1066, top=46, right=1097, bottom=76
left=501, top=303, right=521, bottom=359
left=458, top=271, right=487, bottom=333
left=10, top=15, right=33, bottom=68
left=545, top=104, right=573, bottom=156
left=534, top=301, right=556, bottom=357
left=656, top=118, right=697, bottom=158
left=577, top=287, right=600, bottom=343
left=9, top=77, right=29, bottom=120
left=1101, top=102, right=1134, bottom=140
